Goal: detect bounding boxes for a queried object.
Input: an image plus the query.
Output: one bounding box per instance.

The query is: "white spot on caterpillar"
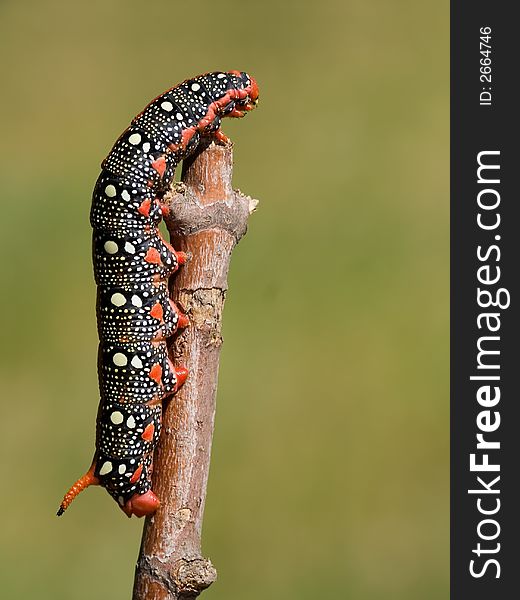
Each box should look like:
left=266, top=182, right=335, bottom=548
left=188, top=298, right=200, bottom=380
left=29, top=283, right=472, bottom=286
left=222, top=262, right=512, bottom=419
left=129, top=133, right=142, bottom=145
left=131, top=295, right=142, bottom=308
left=176, top=113, right=183, bottom=121
left=104, top=240, right=118, bottom=254
left=127, top=416, right=136, bottom=429
left=99, top=461, right=112, bottom=476
left=161, top=101, right=173, bottom=112
left=217, top=73, right=226, bottom=79
left=113, top=352, right=128, bottom=367
left=124, top=242, right=136, bottom=254
left=110, top=411, right=124, bottom=425
left=118, top=464, right=126, bottom=474
left=121, top=190, right=130, bottom=201
left=191, top=83, right=201, bottom=91
left=131, top=356, right=143, bottom=369
left=110, top=293, right=126, bottom=307
left=105, top=184, right=117, bottom=197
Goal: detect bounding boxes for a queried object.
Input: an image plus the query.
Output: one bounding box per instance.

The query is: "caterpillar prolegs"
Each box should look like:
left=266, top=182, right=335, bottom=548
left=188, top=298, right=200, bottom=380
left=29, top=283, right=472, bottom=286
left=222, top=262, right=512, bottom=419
left=57, top=71, right=259, bottom=518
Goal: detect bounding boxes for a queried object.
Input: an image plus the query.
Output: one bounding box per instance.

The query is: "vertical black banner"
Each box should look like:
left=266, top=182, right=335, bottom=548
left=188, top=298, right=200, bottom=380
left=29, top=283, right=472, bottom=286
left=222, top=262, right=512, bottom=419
left=452, top=2, right=519, bottom=598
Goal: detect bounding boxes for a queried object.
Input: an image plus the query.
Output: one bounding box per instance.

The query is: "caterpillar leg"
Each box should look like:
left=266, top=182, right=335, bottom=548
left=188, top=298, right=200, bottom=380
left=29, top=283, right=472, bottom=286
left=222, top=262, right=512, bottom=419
left=145, top=364, right=189, bottom=407
left=159, top=200, right=170, bottom=218
left=170, top=299, right=189, bottom=330
left=175, top=251, right=188, bottom=265
left=227, top=108, right=247, bottom=118
left=150, top=297, right=189, bottom=342
left=57, top=461, right=99, bottom=516
left=122, top=490, right=160, bottom=518
left=175, top=307, right=189, bottom=329
left=213, top=129, right=231, bottom=145
left=159, top=233, right=190, bottom=266
left=173, top=364, right=189, bottom=392
left=119, top=366, right=188, bottom=518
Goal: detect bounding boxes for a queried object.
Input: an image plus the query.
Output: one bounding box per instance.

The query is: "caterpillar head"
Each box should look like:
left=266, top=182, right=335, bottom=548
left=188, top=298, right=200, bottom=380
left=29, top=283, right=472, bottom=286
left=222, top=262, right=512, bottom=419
left=229, top=70, right=259, bottom=110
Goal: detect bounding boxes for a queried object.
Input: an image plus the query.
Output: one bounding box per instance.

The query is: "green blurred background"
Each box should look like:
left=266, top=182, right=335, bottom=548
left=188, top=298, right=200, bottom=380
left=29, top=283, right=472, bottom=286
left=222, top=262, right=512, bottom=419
left=0, top=0, right=448, bottom=598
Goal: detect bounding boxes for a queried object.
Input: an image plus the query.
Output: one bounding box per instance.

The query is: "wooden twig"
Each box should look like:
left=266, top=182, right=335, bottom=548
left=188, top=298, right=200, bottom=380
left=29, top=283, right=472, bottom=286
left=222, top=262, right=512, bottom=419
left=132, top=139, right=258, bottom=600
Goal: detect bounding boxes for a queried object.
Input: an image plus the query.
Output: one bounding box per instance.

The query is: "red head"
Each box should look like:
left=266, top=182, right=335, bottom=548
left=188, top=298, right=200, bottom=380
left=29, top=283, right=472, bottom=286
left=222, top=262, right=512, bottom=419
left=228, top=70, right=259, bottom=109
left=249, top=76, right=259, bottom=105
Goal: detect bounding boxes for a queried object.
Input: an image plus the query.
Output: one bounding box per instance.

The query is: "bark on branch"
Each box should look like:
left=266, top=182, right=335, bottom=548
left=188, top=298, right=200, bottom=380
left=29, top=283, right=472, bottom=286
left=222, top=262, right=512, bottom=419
left=132, top=139, right=258, bottom=600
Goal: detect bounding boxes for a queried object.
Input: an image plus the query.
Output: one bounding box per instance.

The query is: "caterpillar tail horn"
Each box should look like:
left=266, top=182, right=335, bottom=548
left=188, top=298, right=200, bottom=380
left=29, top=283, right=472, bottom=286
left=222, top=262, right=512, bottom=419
left=57, top=463, right=99, bottom=516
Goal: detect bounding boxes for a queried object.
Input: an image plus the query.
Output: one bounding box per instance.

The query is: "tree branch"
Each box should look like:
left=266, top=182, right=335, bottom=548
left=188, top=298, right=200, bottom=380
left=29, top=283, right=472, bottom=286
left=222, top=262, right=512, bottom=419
left=132, top=139, right=258, bottom=600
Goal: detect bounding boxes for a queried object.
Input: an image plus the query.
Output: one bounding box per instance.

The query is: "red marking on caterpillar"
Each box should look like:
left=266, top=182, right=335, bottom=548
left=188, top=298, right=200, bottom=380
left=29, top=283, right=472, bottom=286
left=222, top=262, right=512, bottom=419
left=57, top=71, right=259, bottom=518
left=150, top=302, right=163, bottom=321
left=142, top=423, right=155, bottom=442
left=151, top=156, right=167, bottom=177
left=144, top=247, right=162, bottom=265
left=138, top=199, right=152, bottom=217
left=149, top=364, right=163, bottom=385
left=130, top=464, right=144, bottom=484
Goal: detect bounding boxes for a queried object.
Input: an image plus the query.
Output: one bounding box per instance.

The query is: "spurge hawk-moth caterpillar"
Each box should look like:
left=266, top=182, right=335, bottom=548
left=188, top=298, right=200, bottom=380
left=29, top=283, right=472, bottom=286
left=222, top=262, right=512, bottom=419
left=57, top=71, right=259, bottom=518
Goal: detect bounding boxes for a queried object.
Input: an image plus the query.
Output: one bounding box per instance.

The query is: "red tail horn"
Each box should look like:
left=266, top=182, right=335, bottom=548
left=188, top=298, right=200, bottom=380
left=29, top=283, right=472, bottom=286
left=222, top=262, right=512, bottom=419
left=57, top=463, right=99, bottom=516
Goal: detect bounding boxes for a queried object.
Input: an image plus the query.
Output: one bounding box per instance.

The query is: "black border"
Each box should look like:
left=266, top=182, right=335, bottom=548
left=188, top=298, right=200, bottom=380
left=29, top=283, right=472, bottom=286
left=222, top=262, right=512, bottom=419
left=451, top=3, right=518, bottom=597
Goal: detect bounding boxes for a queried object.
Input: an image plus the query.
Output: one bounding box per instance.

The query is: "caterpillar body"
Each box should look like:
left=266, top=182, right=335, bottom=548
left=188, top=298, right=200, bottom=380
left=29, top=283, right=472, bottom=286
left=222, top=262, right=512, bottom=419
left=58, top=71, right=259, bottom=518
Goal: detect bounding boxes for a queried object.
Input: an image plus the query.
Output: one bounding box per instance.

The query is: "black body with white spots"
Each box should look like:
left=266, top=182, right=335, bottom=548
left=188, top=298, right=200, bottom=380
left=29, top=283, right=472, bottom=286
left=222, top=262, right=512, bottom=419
left=58, top=71, right=259, bottom=517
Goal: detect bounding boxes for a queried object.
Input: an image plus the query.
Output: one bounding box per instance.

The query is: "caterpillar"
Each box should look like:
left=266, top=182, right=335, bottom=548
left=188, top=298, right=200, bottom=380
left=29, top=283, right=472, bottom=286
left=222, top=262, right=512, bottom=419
left=57, top=71, right=259, bottom=518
